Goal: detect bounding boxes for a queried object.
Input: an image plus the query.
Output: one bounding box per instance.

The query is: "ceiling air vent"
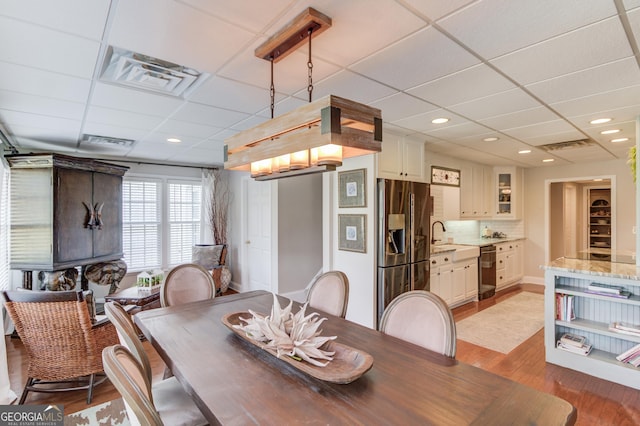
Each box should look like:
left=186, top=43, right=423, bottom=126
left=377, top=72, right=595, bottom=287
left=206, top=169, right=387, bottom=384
left=538, top=139, right=596, bottom=152
left=100, top=46, right=209, bottom=97
left=81, top=134, right=136, bottom=148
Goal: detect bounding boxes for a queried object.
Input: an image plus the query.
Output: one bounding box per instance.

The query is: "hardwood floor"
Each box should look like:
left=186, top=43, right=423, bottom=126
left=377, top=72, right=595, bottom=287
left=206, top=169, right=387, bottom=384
left=6, top=285, right=640, bottom=425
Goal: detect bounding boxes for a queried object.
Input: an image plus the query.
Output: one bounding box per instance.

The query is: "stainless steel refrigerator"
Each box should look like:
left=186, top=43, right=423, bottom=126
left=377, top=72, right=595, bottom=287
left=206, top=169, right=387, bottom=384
left=377, top=179, right=431, bottom=324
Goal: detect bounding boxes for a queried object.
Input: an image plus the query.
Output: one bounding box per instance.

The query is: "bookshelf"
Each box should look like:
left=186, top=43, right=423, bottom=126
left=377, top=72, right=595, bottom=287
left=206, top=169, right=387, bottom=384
left=544, top=266, right=640, bottom=390
left=588, top=188, right=611, bottom=250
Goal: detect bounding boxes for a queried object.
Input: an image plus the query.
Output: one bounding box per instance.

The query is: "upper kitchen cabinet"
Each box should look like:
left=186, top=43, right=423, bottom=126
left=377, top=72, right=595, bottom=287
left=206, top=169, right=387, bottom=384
left=494, top=167, right=523, bottom=220
left=460, top=164, right=492, bottom=219
left=7, top=153, right=129, bottom=271
left=377, top=134, right=426, bottom=182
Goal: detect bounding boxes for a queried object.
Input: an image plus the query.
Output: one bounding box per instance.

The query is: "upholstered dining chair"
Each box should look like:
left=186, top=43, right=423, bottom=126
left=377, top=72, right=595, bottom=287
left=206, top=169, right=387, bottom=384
left=306, top=271, right=349, bottom=318
left=379, top=290, right=457, bottom=358
left=160, top=263, right=216, bottom=308
left=103, top=302, right=208, bottom=426
left=2, top=290, right=118, bottom=404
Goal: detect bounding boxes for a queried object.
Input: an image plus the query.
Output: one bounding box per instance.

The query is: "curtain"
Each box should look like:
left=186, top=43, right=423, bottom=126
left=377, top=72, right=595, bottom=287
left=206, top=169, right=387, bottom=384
left=0, top=158, right=17, bottom=403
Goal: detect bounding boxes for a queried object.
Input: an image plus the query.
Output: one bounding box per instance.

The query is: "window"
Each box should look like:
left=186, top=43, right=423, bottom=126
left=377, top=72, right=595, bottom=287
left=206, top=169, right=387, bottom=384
left=0, top=164, right=9, bottom=291
left=122, top=176, right=202, bottom=272
left=122, top=178, right=161, bottom=270
left=168, top=181, right=201, bottom=265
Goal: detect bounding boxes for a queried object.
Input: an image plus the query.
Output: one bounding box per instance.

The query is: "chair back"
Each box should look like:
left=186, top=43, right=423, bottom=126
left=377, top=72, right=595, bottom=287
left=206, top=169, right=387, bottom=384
left=102, top=345, right=163, bottom=426
left=2, top=291, right=107, bottom=379
left=379, top=290, right=457, bottom=358
left=104, top=302, right=153, bottom=382
left=160, top=263, right=216, bottom=307
left=306, top=271, right=349, bottom=318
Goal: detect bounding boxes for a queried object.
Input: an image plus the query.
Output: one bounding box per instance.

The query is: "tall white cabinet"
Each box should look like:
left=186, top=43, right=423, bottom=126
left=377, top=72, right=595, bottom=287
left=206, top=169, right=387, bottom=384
left=377, top=134, right=426, bottom=182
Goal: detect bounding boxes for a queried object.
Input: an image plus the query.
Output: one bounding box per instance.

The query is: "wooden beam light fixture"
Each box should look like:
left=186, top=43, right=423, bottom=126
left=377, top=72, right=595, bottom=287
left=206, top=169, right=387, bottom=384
left=223, top=8, right=383, bottom=180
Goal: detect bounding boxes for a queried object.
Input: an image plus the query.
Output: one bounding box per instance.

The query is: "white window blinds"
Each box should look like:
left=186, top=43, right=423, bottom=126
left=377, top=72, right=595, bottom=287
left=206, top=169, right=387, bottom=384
left=122, top=178, right=161, bottom=270
left=168, top=181, right=201, bottom=266
left=0, top=164, right=9, bottom=291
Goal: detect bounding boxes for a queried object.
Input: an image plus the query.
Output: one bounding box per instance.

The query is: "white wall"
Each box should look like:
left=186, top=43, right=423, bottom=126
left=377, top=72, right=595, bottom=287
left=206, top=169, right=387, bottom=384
left=523, top=158, right=635, bottom=280
left=323, top=155, right=377, bottom=328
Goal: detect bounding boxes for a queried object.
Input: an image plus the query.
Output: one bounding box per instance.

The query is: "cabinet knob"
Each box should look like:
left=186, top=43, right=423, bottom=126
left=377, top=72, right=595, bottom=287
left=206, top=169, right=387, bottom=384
left=432, top=260, right=436, bottom=264
left=444, top=257, right=449, bottom=262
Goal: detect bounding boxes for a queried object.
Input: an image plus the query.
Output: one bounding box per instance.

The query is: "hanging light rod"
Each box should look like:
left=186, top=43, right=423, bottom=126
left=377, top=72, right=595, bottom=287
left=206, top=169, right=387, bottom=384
left=255, top=8, right=332, bottom=63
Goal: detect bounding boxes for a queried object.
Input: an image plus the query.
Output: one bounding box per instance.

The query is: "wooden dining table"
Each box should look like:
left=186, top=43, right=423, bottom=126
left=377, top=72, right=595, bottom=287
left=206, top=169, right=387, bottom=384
left=134, top=290, right=577, bottom=425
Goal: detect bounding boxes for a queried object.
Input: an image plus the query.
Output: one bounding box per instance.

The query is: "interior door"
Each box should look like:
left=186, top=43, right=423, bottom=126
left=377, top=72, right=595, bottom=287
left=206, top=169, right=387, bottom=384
left=244, top=179, right=272, bottom=292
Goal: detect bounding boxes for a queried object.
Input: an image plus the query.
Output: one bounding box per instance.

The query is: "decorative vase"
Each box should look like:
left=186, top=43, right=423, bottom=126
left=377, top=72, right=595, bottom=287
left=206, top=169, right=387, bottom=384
left=220, top=266, right=232, bottom=293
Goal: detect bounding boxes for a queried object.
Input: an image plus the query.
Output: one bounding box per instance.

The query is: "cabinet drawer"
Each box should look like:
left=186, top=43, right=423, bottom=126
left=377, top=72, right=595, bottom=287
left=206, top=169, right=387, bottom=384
left=430, top=254, right=452, bottom=267
left=496, top=268, right=507, bottom=286
left=497, top=253, right=508, bottom=269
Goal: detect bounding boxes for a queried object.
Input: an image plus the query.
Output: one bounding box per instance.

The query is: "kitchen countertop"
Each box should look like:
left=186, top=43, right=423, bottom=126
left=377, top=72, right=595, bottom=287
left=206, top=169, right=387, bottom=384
left=445, top=237, right=525, bottom=247
left=542, top=256, right=640, bottom=281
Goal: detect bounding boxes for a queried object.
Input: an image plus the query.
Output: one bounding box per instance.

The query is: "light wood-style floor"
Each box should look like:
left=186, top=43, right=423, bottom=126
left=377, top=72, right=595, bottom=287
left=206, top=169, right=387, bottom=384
left=6, top=285, right=640, bottom=425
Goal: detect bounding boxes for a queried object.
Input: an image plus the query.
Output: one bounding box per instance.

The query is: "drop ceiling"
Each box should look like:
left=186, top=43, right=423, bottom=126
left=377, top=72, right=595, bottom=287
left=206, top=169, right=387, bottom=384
left=0, top=0, right=639, bottom=169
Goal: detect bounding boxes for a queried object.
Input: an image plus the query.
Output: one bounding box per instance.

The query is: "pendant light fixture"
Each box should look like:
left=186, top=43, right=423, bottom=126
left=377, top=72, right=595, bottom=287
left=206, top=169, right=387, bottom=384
left=224, top=8, right=382, bottom=180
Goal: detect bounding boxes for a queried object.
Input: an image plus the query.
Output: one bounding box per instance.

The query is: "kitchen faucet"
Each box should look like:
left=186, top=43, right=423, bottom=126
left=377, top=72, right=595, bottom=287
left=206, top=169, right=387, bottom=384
left=431, top=221, right=446, bottom=245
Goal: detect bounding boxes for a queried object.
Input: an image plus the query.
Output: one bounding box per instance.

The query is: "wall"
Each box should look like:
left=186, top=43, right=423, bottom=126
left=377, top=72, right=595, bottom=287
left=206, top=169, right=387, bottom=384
left=323, top=155, right=377, bottom=328
left=523, top=157, right=635, bottom=280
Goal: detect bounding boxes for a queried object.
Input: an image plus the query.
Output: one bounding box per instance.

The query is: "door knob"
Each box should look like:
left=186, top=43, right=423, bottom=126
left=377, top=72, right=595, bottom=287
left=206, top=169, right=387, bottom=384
left=245, top=240, right=251, bottom=244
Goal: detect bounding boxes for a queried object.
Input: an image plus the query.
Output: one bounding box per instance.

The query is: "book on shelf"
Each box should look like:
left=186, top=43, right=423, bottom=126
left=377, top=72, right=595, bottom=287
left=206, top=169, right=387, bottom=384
left=616, top=343, right=640, bottom=364
left=560, top=333, right=586, bottom=347
left=584, top=288, right=632, bottom=299
left=609, top=322, right=640, bottom=337
left=588, top=282, right=627, bottom=294
left=555, top=294, right=575, bottom=321
left=556, top=340, right=592, bottom=356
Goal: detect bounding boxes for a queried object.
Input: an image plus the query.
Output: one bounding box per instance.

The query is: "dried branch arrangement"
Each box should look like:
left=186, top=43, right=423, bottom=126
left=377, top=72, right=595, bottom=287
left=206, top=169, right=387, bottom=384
left=234, top=293, right=337, bottom=367
left=207, top=169, right=230, bottom=244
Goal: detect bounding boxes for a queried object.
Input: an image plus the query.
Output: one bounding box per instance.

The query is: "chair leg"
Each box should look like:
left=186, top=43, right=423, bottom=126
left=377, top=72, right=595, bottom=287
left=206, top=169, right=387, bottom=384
left=86, top=374, right=95, bottom=404
left=19, top=378, right=34, bottom=405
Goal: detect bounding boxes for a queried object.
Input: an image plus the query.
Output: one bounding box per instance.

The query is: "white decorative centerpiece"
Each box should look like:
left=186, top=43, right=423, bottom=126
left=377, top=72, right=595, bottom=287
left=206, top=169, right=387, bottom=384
left=234, top=293, right=337, bottom=367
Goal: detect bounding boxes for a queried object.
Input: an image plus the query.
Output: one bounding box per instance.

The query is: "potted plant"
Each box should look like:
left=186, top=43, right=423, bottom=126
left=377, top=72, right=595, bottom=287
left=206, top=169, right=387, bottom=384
left=206, top=169, right=231, bottom=292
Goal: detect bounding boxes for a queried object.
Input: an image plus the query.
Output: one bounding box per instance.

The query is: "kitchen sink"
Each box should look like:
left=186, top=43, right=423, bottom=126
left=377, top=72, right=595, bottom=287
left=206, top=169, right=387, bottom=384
left=432, top=244, right=480, bottom=261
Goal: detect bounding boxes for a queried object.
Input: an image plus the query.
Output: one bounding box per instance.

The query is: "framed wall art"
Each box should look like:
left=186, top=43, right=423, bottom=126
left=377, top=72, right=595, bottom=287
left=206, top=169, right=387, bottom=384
left=338, top=214, right=366, bottom=253
left=338, top=168, right=366, bottom=208
left=431, top=166, right=460, bottom=187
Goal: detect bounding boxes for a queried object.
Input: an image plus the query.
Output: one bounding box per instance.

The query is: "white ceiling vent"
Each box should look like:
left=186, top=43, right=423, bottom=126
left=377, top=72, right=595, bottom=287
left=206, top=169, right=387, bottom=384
left=81, top=134, right=136, bottom=148
left=100, top=46, right=209, bottom=97
left=538, top=139, right=596, bottom=152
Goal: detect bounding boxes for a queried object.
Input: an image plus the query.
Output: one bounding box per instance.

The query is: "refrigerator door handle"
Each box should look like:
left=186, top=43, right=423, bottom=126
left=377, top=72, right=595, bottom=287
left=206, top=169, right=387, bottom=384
left=409, top=192, right=415, bottom=289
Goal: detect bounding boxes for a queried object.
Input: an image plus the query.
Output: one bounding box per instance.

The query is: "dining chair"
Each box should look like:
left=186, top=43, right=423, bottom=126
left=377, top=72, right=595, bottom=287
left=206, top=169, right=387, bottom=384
left=306, top=271, right=349, bottom=318
left=379, top=290, right=457, bottom=358
left=2, top=290, right=118, bottom=404
left=160, top=263, right=216, bottom=307
left=103, top=302, right=208, bottom=426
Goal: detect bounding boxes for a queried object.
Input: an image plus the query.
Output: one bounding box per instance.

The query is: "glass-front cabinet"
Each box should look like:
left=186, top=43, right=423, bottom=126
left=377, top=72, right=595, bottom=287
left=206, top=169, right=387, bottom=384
left=493, top=167, right=522, bottom=220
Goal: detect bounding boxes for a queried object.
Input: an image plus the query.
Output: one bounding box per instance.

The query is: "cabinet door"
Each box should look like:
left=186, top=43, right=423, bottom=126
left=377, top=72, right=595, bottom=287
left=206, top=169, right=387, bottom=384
left=452, top=263, right=466, bottom=303
left=460, top=165, right=474, bottom=218
left=439, top=266, right=453, bottom=304
left=429, top=270, right=440, bottom=298
left=378, top=137, right=402, bottom=178
left=93, top=172, right=123, bottom=258
left=402, top=139, right=425, bottom=181
left=54, top=168, right=94, bottom=264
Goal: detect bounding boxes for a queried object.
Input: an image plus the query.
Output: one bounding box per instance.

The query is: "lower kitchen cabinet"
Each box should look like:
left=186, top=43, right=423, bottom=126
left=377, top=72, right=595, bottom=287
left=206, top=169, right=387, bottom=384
left=431, top=252, right=478, bottom=307
left=496, top=241, right=523, bottom=290
left=430, top=253, right=453, bottom=305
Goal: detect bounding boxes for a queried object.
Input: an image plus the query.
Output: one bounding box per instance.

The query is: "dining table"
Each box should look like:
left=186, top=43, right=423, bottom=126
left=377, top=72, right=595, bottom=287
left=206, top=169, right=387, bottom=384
left=134, top=290, right=577, bottom=425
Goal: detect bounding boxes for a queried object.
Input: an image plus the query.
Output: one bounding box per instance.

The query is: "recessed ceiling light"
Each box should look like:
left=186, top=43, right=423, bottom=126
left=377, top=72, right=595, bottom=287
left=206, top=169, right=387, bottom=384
left=431, top=118, right=449, bottom=124
left=600, top=129, right=620, bottom=135
left=611, top=138, right=629, bottom=143
left=542, top=158, right=554, bottom=163
left=590, top=118, right=612, bottom=124
left=167, top=138, right=182, bottom=143
left=483, top=137, right=499, bottom=142
left=518, top=150, right=531, bottom=154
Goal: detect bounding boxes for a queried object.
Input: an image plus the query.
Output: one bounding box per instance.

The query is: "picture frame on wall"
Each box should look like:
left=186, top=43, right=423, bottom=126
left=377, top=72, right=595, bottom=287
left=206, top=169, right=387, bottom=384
left=338, top=214, right=366, bottom=253
left=338, top=168, right=366, bottom=208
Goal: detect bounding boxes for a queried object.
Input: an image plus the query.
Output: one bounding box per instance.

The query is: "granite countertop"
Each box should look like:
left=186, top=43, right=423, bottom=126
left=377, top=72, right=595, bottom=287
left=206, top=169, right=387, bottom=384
left=543, top=256, right=640, bottom=281
left=450, top=237, right=525, bottom=247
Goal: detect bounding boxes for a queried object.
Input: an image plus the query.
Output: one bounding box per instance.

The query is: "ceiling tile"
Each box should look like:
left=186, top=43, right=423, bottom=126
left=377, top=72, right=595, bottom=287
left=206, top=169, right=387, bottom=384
left=108, top=0, right=255, bottom=74
left=86, top=106, right=164, bottom=131
left=301, top=70, right=396, bottom=104
left=624, top=0, right=640, bottom=9
left=81, top=122, right=150, bottom=142
left=0, top=0, right=111, bottom=39
left=174, top=143, right=225, bottom=166
left=154, top=119, right=221, bottom=139
left=628, top=8, right=640, bottom=47
left=0, top=16, right=100, bottom=78
left=501, top=119, right=580, bottom=141
left=369, top=93, right=438, bottom=122
left=172, top=102, right=249, bottom=128
left=448, top=88, right=541, bottom=121
left=424, top=121, right=495, bottom=140
left=408, top=64, right=516, bottom=107
left=402, top=0, right=477, bottom=21
left=91, top=83, right=185, bottom=117
left=520, top=128, right=588, bottom=146
left=439, top=0, right=617, bottom=59
left=490, top=16, right=632, bottom=85
left=0, top=90, right=85, bottom=120
left=0, top=110, right=82, bottom=134
left=351, top=26, right=479, bottom=90
left=10, top=124, right=79, bottom=148
left=177, top=0, right=292, bottom=30
left=0, top=62, right=91, bottom=103
left=526, top=57, right=640, bottom=105
left=549, top=145, right=616, bottom=162
left=551, top=84, right=640, bottom=118
left=479, top=107, right=561, bottom=131
left=392, top=109, right=468, bottom=133
left=188, top=76, right=271, bottom=114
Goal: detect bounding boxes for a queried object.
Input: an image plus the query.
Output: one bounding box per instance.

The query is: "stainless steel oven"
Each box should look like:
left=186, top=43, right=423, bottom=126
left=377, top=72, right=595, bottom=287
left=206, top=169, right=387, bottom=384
left=478, top=245, right=496, bottom=300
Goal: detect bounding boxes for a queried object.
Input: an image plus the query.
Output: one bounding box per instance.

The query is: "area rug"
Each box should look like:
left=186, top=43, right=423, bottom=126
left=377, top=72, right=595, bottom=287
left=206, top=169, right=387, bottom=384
left=456, top=292, right=545, bottom=354
left=64, top=398, right=129, bottom=426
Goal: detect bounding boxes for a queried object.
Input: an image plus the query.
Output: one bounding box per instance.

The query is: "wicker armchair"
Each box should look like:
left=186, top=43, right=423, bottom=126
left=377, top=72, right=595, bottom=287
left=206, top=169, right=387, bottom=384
left=3, top=290, right=118, bottom=404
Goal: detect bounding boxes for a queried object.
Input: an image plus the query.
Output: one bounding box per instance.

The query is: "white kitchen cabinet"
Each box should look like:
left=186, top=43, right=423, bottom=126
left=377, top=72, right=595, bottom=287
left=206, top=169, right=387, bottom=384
left=464, top=258, right=479, bottom=300
left=494, top=167, right=523, bottom=220
left=452, top=257, right=478, bottom=306
left=377, top=135, right=426, bottom=182
left=460, top=164, right=492, bottom=219
left=452, top=262, right=466, bottom=304
left=431, top=185, right=460, bottom=221
left=496, top=241, right=523, bottom=290
left=429, top=253, right=453, bottom=305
